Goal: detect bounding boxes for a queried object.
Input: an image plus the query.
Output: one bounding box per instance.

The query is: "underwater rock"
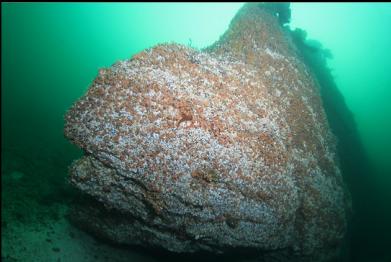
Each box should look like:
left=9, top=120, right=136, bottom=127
left=64, top=3, right=349, bottom=261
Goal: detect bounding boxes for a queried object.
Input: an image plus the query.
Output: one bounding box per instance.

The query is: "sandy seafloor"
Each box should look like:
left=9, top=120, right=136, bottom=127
left=2, top=209, right=158, bottom=262
left=1, top=145, right=159, bottom=262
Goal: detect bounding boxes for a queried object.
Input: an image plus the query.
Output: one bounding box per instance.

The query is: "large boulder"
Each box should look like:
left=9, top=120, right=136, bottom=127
left=64, top=3, right=350, bottom=261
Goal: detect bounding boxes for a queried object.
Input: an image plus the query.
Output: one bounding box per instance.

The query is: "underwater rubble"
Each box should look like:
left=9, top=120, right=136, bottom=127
left=64, top=3, right=350, bottom=261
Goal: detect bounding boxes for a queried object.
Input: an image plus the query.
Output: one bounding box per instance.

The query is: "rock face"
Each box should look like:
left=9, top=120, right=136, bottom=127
left=64, top=3, right=349, bottom=261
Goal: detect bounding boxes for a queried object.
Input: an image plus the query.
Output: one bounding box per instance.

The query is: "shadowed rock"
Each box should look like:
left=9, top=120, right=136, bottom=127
left=64, top=3, right=350, bottom=261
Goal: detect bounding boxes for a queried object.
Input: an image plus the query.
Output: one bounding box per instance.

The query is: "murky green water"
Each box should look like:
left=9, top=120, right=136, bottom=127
left=2, top=3, right=391, bottom=262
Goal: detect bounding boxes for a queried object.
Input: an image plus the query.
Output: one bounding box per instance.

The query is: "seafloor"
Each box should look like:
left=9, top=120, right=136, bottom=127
left=1, top=146, right=156, bottom=262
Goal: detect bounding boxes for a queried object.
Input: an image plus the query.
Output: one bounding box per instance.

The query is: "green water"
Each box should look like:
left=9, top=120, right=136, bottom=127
left=2, top=3, right=391, bottom=262
left=290, top=2, right=391, bottom=189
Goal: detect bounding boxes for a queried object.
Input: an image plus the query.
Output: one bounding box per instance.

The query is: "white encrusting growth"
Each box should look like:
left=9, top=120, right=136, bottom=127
left=64, top=3, right=348, bottom=259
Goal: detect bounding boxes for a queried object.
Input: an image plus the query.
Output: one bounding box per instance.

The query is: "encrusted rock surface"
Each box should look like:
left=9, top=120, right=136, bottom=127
left=64, top=3, right=349, bottom=261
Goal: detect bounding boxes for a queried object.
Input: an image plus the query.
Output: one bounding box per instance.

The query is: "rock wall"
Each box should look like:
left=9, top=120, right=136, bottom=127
left=64, top=3, right=350, bottom=261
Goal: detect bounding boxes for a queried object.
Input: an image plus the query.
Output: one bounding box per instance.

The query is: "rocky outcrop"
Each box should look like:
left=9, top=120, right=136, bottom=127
left=64, top=3, right=350, bottom=261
